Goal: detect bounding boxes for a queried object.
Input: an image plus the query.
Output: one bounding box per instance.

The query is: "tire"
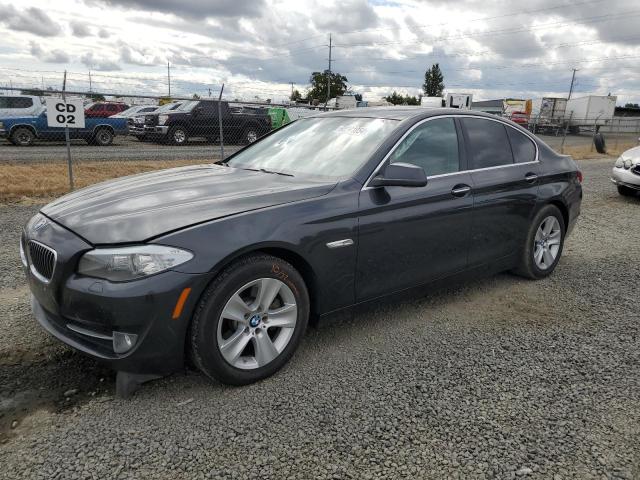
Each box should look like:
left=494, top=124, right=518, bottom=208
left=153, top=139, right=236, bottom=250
left=135, top=135, right=147, bottom=142
left=92, top=128, right=113, bottom=146
left=594, top=133, right=606, bottom=154
left=11, top=127, right=35, bottom=147
left=617, top=185, right=637, bottom=197
left=167, top=126, right=188, bottom=145
left=190, top=253, right=309, bottom=385
left=242, top=127, right=259, bottom=145
left=513, top=204, right=566, bottom=280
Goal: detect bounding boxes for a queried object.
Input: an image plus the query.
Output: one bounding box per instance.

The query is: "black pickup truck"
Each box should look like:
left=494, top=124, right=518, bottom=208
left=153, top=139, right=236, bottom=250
left=140, top=100, right=272, bottom=145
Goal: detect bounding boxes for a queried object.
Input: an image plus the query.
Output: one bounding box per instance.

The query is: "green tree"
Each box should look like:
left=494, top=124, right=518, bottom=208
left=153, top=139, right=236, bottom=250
left=384, top=91, right=420, bottom=105
left=21, top=89, right=44, bottom=96
left=307, top=71, right=348, bottom=103
left=422, top=63, right=445, bottom=97
left=88, top=93, right=106, bottom=102
left=192, top=93, right=201, bottom=100
left=290, top=89, right=303, bottom=101
left=624, top=102, right=639, bottom=108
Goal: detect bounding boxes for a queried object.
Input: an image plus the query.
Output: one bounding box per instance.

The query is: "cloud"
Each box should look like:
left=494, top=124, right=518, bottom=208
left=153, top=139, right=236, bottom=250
left=120, top=45, right=162, bottom=66
left=30, top=41, right=70, bottom=63
left=81, top=52, right=121, bottom=71
left=70, top=20, right=92, bottom=37
left=92, top=0, right=266, bottom=19
left=98, top=28, right=110, bottom=38
left=0, top=4, right=62, bottom=37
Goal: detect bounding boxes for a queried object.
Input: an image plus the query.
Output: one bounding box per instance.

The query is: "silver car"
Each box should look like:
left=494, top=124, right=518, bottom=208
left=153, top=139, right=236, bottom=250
left=612, top=145, right=640, bottom=197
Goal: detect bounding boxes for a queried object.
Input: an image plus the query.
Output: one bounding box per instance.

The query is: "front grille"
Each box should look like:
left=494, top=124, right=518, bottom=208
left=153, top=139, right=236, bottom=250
left=632, top=164, right=640, bottom=176
left=144, top=115, right=158, bottom=126
left=28, top=240, right=56, bottom=282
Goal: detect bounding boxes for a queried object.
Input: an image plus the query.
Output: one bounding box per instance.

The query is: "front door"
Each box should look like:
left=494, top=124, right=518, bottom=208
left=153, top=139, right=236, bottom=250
left=356, top=117, right=474, bottom=301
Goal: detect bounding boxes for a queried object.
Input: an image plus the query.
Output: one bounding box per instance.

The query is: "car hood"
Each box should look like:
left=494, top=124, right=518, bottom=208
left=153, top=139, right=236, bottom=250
left=621, top=145, right=640, bottom=162
left=41, top=164, right=336, bottom=244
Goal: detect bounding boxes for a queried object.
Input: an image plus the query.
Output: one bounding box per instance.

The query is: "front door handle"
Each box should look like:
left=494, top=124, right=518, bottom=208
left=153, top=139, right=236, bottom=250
left=525, top=172, right=538, bottom=183
left=451, top=184, right=472, bottom=197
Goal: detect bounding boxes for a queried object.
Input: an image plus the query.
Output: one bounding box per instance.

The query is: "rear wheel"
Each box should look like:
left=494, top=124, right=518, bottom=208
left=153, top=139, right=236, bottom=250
left=242, top=127, right=259, bottom=145
left=167, top=126, right=188, bottom=145
left=513, top=204, right=565, bottom=279
left=92, top=128, right=114, bottom=146
left=617, top=185, right=637, bottom=197
left=190, top=254, right=309, bottom=385
left=11, top=127, right=35, bottom=146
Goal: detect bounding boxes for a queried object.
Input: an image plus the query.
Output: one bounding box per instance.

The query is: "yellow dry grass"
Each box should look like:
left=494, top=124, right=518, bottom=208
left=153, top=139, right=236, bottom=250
left=561, top=141, right=637, bottom=160
left=0, top=160, right=200, bottom=202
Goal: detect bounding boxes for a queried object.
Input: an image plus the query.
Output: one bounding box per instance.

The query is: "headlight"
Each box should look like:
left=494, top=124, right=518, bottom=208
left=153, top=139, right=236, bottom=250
left=0, top=121, right=4, bottom=129
left=19, top=238, right=28, bottom=267
left=623, top=158, right=633, bottom=169
left=615, top=157, right=624, bottom=168
left=158, top=114, right=169, bottom=125
left=78, top=245, right=193, bottom=281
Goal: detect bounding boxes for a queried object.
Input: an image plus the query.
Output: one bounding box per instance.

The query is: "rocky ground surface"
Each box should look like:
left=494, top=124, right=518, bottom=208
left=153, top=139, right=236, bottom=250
left=0, top=157, right=638, bottom=479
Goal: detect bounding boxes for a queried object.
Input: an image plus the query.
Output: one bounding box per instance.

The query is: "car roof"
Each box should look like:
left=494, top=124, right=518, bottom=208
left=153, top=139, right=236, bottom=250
left=316, top=107, right=501, bottom=121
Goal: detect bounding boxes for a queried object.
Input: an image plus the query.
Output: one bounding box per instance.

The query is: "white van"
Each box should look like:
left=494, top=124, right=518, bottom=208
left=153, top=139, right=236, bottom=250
left=0, top=95, right=45, bottom=118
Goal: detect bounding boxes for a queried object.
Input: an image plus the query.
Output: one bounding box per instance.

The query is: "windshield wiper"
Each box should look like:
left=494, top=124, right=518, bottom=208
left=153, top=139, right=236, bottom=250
left=238, top=167, right=294, bottom=177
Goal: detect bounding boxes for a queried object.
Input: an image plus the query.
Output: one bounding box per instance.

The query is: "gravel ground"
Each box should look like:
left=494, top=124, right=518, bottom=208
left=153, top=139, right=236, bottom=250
left=0, top=137, right=241, bottom=163
left=0, top=157, right=639, bottom=479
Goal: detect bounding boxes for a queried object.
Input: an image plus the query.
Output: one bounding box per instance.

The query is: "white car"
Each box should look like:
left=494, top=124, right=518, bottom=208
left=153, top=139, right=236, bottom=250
left=612, top=145, right=640, bottom=197
left=110, top=105, right=158, bottom=118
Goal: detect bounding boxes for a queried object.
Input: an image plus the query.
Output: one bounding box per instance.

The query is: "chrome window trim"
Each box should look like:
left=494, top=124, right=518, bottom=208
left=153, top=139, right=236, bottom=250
left=27, top=240, right=57, bottom=284
left=361, top=113, right=540, bottom=191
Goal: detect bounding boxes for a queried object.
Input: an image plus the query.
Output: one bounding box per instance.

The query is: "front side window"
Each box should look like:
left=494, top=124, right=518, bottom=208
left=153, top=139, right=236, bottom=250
left=390, top=118, right=460, bottom=176
left=462, top=117, right=514, bottom=169
left=226, top=117, right=399, bottom=180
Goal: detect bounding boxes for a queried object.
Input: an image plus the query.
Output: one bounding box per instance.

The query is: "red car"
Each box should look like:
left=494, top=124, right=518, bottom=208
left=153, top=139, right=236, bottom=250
left=85, top=102, right=129, bottom=118
left=510, top=111, right=530, bottom=128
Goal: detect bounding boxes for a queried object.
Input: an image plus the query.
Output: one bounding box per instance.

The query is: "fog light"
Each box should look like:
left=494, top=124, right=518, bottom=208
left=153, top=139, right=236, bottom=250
left=113, top=331, right=138, bottom=354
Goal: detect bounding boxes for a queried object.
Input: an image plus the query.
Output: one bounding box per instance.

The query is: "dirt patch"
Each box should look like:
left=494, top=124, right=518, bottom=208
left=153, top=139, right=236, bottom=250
left=0, top=160, right=202, bottom=201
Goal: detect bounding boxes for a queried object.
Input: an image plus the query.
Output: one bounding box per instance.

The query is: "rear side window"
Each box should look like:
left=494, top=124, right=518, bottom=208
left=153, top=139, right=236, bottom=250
left=390, top=118, right=459, bottom=176
left=462, top=118, right=513, bottom=169
left=0, top=97, right=34, bottom=108
left=106, top=104, right=118, bottom=112
left=506, top=127, right=536, bottom=163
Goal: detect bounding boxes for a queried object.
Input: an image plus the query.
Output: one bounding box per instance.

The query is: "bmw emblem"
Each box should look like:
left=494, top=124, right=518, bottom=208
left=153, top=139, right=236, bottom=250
left=249, top=314, right=262, bottom=328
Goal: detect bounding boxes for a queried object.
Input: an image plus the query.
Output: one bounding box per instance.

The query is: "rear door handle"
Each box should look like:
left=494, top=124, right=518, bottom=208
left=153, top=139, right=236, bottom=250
left=525, top=172, right=538, bottom=183
left=451, top=184, right=472, bottom=197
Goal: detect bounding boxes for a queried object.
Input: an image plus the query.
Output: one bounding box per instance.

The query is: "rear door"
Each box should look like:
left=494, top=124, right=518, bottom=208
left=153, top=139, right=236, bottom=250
left=356, top=116, right=474, bottom=301
left=460, top=117, right=540, bottom=267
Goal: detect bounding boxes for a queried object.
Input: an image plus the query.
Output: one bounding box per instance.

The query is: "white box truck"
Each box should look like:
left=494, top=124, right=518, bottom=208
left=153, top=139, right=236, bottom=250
left=530, top=97, right=567, bottom=134
left=565, top=95, right=616, bottom=132
left=421, top=96, right=444, bottom=108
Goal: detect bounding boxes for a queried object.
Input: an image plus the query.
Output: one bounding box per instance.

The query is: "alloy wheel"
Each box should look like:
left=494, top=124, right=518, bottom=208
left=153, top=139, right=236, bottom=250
left=217, top=278, right=297, bottom=370
left=533, top=216, right=562, bottom=270
left=174, top=129, right=186, bottom=143
left=246, top=130, right=258, bottom=143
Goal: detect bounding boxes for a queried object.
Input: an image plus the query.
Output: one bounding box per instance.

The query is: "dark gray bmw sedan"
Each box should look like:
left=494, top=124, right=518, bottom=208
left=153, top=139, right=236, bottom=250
left=21, top=108, right=582, bottom=395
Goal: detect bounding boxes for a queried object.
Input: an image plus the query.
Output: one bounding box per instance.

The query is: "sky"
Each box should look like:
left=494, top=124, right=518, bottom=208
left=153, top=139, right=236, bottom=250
left=0, top=0, right=639, bottom=104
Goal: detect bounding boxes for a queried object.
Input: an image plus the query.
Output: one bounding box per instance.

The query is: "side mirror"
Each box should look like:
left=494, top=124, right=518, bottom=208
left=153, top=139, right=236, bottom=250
left=370, top=162, right=427, bottom=188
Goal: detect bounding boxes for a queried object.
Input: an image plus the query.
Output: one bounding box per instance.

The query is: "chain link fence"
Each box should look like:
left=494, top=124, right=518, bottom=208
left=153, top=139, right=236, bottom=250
left=0, top=85, right=337, bottom=200
left=1, top=84, right=639, bottom=201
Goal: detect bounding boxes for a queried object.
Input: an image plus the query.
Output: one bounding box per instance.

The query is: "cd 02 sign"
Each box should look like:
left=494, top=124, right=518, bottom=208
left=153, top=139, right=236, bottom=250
left=45, top=98, right=85, bottom=129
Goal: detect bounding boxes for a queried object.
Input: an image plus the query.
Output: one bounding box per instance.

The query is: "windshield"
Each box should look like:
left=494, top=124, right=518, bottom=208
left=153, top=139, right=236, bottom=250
left=225, top=117, right=398, bottom=179
left=156, top=102, right=181, bottom=112
left=177, top=101, right=200, bottom=111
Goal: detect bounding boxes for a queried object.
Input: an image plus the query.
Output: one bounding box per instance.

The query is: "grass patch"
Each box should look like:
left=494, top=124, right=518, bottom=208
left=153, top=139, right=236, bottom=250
left=0, top=160, right=202, bottom=202
left=561, top=141, right=637, bottom=159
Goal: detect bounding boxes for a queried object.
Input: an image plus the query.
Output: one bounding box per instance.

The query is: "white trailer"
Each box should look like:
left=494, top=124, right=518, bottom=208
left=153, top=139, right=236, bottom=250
left=530, top=97, right=567, bottom=134
left=421, top=96, right=444, bottom=108
left=565, top=95, right=616, bottom=132
left=445, top=93, right=473, bottom=110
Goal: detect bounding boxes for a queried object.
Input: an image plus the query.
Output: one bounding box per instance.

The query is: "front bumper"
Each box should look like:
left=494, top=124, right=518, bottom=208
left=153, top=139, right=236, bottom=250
left=24, top=214, right=212, bottom=375
left=611, top=166, right=640, bottom=190
left=0, top=128, right=7, bottom=139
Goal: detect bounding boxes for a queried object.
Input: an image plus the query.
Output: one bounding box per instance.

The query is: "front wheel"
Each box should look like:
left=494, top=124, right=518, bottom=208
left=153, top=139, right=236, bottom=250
left=513, top=204, right=566, bottom=279
left=190, top=254, right=309, bottom=385
left=167, top=126, right=188, bottom=145
left=11, top=127, right=35, bottom=146
left=242, top=127, right=259, bottom=145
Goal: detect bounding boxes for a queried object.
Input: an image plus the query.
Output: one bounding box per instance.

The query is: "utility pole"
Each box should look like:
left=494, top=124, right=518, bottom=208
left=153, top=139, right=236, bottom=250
left=326, top=33, right=332, bottom=106
left=167, top=62, right=171, bottom=97
left=568, top=68, right=578, bottom=100
left=290, top=82, right=295, bottom=99
left=88, top=70, right=92, bottom=93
